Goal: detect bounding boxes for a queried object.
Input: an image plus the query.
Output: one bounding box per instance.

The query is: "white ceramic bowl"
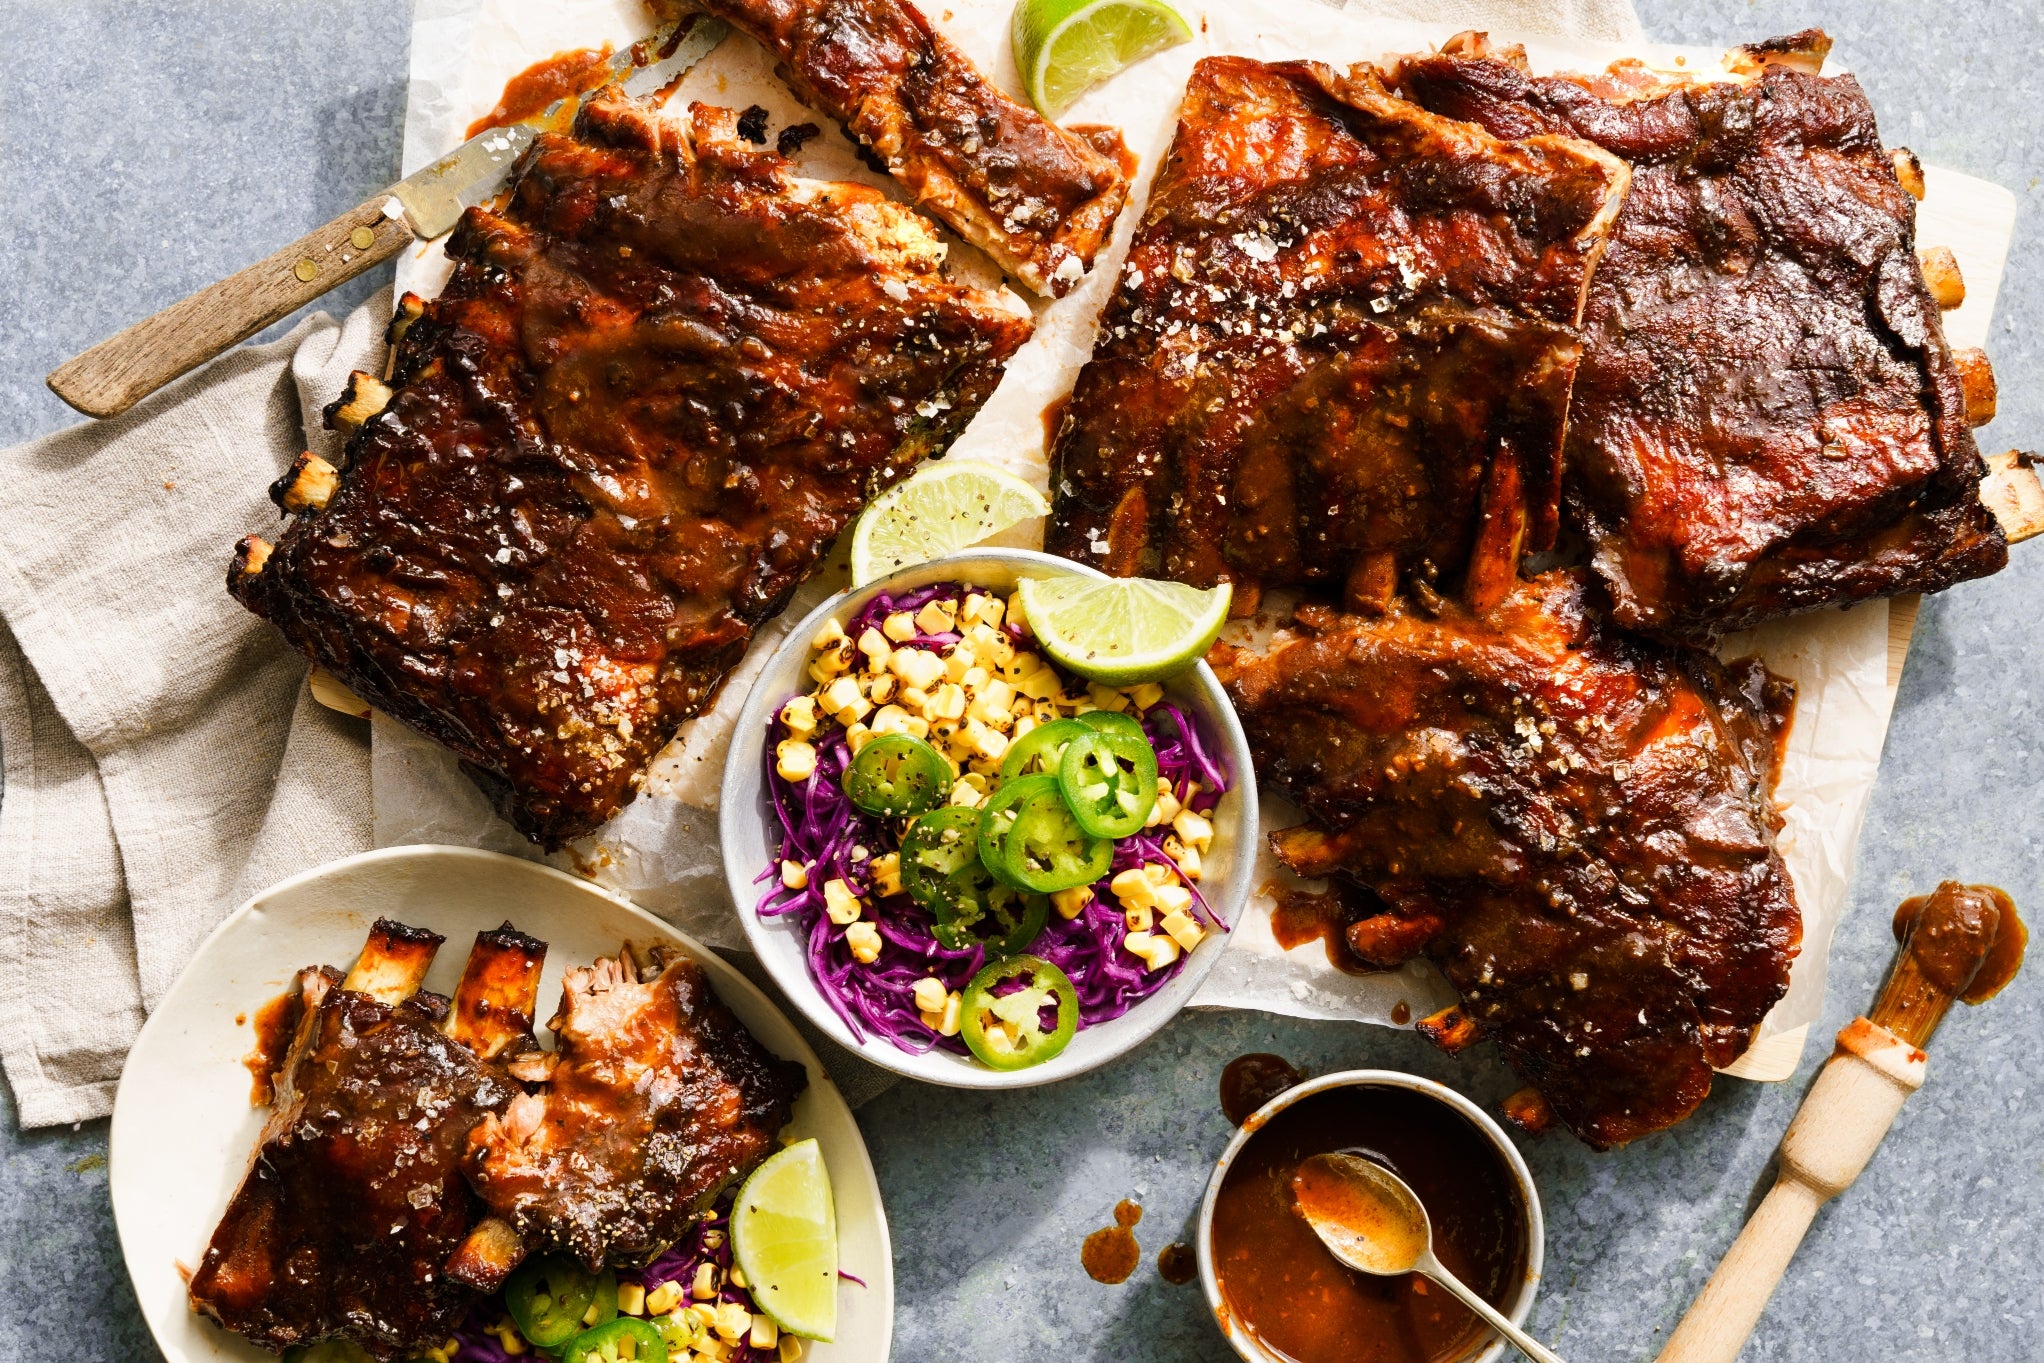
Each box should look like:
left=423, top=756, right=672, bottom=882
left=1196, top=1070, right=1545, bottom=1363
left=110, top=845, right=893, bottom=1363
left=720, top=547, right=1259, bottom=1088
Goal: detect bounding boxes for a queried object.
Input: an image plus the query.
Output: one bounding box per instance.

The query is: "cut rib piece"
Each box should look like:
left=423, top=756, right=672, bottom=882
left=1214, top=572, right=1801, bottom=1148
left=1044, top=57, right=1628, bottom=612
left=1390, top=32, right=2008, bottom=641
left=190, top=922, right=536, bottom=1359
left=464, top=947, right=808, bottom=1268
left=694, top=0, right=1133, bottom=295
left=230, top=90, right=1032, bottom=847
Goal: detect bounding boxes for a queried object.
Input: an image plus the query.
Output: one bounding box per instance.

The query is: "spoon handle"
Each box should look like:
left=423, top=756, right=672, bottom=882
left=1418, top=1254, right=1568, bottom=1363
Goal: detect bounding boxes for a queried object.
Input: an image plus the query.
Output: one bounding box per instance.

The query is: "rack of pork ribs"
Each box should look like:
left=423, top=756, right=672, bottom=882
left=229, top=87, right=1036, bottom=849
left=1047, top=38, right=2039, bottom=1148
left=188, top=919, right=805, bottom=1359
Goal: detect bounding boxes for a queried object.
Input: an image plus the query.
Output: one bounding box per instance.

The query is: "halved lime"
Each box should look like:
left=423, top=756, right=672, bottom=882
left=1015, top=575, right=1231, bottom=684
left=850, top=460, right=1049, bottom=586
left=1012, top=0, right=1194, bottom=119
left=731, top=1138, right=839, bottom=1342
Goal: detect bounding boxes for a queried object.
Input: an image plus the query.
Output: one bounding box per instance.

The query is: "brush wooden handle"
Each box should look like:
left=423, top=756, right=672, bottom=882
left=46, top=193, right=412, bottom=420
left=1655, top=1020, right=1925, bottom=1363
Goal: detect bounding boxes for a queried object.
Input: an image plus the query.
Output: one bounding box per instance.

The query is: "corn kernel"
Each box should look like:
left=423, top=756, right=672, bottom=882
left=864, top=673, right=898, bottom=704
left=779, top=695, right=818, bottom=738
left=844, top=721, right=874, bottom=753
left=981, top=1021, right=1015, bottom=1054
left=618, top=1282, right=647, bottom=1316
left=729, top=1267, right=748, bottom=1289
left=820, top=676, right=863, bottom=715
left=870, top=851, right=902, bottom=898
left=1140, top=933, right=1182, bottom=970
left=750, top=1315, right=780, bottom=1350
left=823, top=879, right=863, bottom=925
left=1130, top=682, right=1165, bottom=711
left=1011, top=714, right=1038, bottom=743
left=869, top=703, right=913, bottom=737
left=695, top=1337, right=733, bottom=1362
left=857, top=627, right=892, bottom=671
left=889, top=647, right=946, bottom=691
left=964, top=719, right=1008, bottom=763
left=811, top=618, right=847, bottom=651
left=493, top=1322, right=528, bottom=1355
left=1162, top=908, right=1205, bottom=951
left=1015, top=668, right=1059, bottom=701
left=646, top=1281, right=684, bottom=1316
left=1006, top=589, right=1028, bottom=628
left=1110, top=868, right=1156, bottom=910
left=881, top=610, right=918, bottom=642
left=846, top=920, right=882, bottom=963
left=1145, top=862, right=1176, bottom=886
left=688, top=1301, right=720, bottom=1327
left=943, top=646, right=976, bottom=683
left=780, top=1334, right=807, bottom=1361
left=1149, top=784, right=1182, bottom=828
left=1124, top=929, right=1157, bottom=959
left=1051, top=886, right=1092, bottom=920
left=1124, top=904, right=1155, bottom=932
left=1174, top=808, right=1215, bottom=849
left=977, top=595, right=1006, bottom=628
left=692, top=1262, right=720, bottom=1299
left=915, top=599, right=958, bottom=634
left=938, top=990, right=963, bottom=1036
left=714, top=1302, right=753, bottom=1342
left=982, top=632, right=1016, bottom=668
left=1088, top=684, right=1130, bottom=712
left=913, top=977, right=948, bottom=1013
left=928, top=683, right=966, bottom=721
left=1153, top=884, right=1194, bottom=916
left=775, top=739, right=817, bottom=783
left=961, top=592, right=995, bottom=625
left=1173, top=842, right=1202, bottom=880
left=947, top=779, right=983, bottom=809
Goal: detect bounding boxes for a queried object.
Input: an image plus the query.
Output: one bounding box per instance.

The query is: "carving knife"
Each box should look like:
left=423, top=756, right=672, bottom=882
left=47, top=16, right=730, bottom=420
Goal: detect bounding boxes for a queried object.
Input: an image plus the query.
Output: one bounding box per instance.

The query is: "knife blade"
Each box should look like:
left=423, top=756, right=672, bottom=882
left=47, top=16, right=730, bottom=420
left=394, top=16, right=731, bottom=239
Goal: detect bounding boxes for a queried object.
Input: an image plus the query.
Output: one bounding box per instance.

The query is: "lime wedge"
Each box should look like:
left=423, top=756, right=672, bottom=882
left=1015, top=574, right=1231, bottom=685
left=731, top=1138, right=839, bottom=1342
left=1012, top=0, right=1194, bottom=119
left=850, top=460, right=1049, bottom=587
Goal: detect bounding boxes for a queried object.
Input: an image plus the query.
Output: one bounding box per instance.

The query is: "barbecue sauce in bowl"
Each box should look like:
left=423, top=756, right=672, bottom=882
left=1209, top=1084, right=1527, bottom=1363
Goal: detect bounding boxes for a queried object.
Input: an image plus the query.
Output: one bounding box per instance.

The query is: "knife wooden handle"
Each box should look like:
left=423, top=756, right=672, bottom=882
left=46, top=193, right=414, bottom=420
left=1655, top=1019, right=1926, bottom=1363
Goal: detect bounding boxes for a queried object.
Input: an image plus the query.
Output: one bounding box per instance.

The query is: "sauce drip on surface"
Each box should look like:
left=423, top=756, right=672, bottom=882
left=242, top=989, right=301, bottom=1106
left=1081, top=1200, right=1143, bottom=1284
left=1892, top=882, right=2026, bottom=1002
left=1158, top=1241, right=1198, bottom=1285
left=467, top=46, right=615, bottom=139
left=1209, top=1086, right=1525, bottom=1363
left=1267, top=882, right=1383, bottom=976
left=1390, top=1000, right=1412, bottom=1026
left=1221, top=1053, right=1305, bottom=1126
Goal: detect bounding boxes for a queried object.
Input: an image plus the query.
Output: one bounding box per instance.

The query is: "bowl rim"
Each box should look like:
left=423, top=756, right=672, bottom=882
left=718, top=546, right=1260, bottom=1089
left=1195, top=1068, right=1546, bottom=1363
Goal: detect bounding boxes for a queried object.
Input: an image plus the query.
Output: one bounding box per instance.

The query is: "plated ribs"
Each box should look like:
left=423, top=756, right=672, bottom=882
left=1044, top=56, right=1630, bottom=614
left=695, top=0, right=1133, bottom=295
left=1388, top=32, right=2006, bottom=641
left=1216, top=573, right=1801, bottom=1148
left=231, top=89, right=1032, bottom=846
left=191, top=920, right=805, bottom=1359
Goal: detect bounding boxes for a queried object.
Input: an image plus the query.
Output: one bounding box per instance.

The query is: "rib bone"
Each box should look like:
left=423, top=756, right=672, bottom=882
left=231, top=536, right=272, bottom=580
left=1890, top=147, right=1926, bottom=199
left=1918, top=246, right=1965, bottom=309
left=1953, top=347, right=1997, bottom=426
left=329, top=370, right=394, bottom=435
left=447, top=924, right=548, bottom=1061
left=444, top=1216, right=526, bottom=1294
left=1981, top=450, right=2044, bottom=545
left=1416, top=1003, right=1481, bottom=1054
left=342, top=918, right=444, bottom=1004
left=384, top=293, right=427, bottom=382
left=270, top=451, right=339, bottom=516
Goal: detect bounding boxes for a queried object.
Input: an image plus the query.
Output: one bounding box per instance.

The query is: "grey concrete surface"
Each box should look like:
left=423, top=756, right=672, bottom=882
left=1, top=2, right=2038, bottom=1360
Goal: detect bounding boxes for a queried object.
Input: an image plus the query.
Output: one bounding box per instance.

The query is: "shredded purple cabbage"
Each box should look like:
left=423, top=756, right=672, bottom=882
left=755, top=582, right=1236, bottom=1052
left=449, top=1184, right=819, bottom=1362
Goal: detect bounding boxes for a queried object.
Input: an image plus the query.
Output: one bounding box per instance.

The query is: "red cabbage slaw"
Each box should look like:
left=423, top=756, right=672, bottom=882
left=754, top=581, right=1233, bottom=1055
left=449, top=1186, right=781, bottom=1362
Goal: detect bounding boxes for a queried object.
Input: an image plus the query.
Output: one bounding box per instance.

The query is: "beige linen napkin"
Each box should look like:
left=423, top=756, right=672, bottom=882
left=0, top=0, right=1640, bottom=1130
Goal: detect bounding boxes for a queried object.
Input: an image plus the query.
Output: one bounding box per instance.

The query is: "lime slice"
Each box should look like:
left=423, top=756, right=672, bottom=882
left=1015, top=574, right=1231, bottom=685
left=731, top=1138, right=839, bottom=1342
left=850, top=460, right=1049, bottom=587
left=1012, top=0, right=1194, bottom=119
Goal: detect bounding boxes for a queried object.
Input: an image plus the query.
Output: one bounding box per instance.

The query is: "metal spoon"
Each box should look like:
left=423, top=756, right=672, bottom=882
left=1291, top=1151, right=1567, bottom=1363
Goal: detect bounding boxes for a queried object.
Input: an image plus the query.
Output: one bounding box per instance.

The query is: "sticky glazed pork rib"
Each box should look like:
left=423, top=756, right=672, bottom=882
left=695, top=0, right=1133, bottom=295
left=1215, top=572, right=1801, bottom=1148
left=1044, top=57, right=1629, bottom=614
left=189, top=922, right=540, bottom=1358
left=231, top=88, right=1033, bottom=847
left=466, top=947, right=807, bottom=1268
left=1390, top=32, right=2007, bottom=640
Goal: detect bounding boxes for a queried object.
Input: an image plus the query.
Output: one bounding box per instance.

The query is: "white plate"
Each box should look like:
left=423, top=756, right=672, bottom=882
left=720, top=547, right=1260, bottom=1088
left=109, top=845, right=893, bottom=1363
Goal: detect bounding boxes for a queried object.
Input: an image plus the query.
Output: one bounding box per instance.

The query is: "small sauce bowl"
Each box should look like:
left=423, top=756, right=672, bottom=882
left=1198, top=1070, right=1544, bottom=1363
